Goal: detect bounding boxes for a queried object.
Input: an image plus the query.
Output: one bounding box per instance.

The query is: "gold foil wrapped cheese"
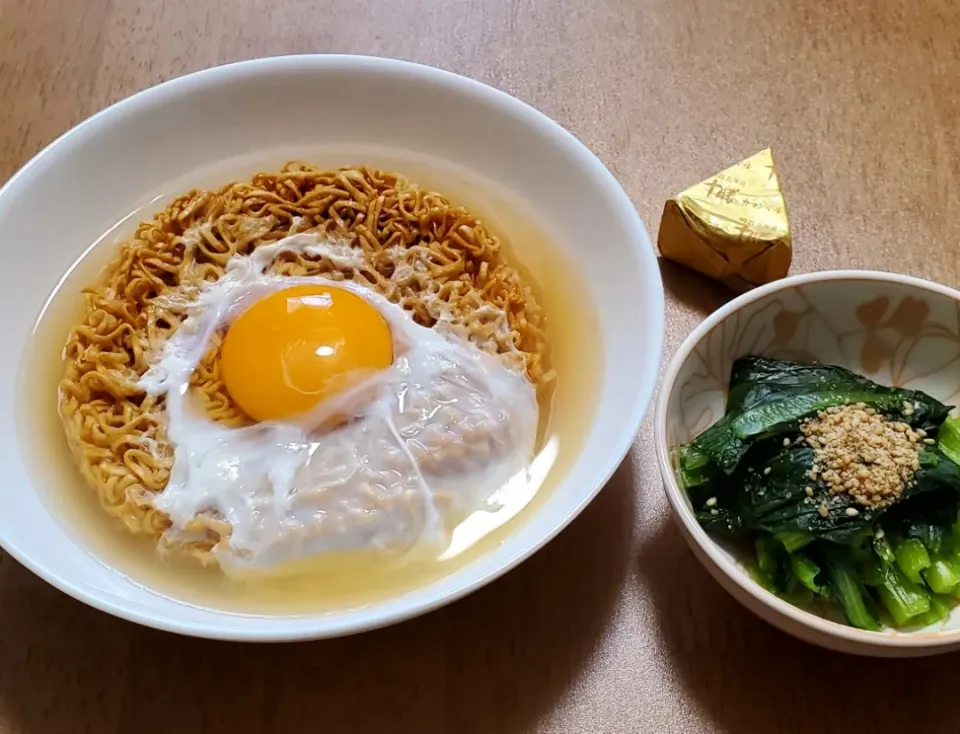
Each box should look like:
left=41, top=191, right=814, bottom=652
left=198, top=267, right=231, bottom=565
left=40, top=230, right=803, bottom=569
left=658, top=148, right=791, bottom=291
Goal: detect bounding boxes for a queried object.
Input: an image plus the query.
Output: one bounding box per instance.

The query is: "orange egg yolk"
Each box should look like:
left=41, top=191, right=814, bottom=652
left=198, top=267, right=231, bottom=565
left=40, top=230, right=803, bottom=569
left=220, top=285, right=393, bottom=422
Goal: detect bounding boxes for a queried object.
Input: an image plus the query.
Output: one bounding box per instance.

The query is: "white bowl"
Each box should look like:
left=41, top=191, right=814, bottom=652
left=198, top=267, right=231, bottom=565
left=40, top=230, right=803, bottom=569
left=656, top=270, right=960, bottom=656
left=0, top=56, right=663, bottom=640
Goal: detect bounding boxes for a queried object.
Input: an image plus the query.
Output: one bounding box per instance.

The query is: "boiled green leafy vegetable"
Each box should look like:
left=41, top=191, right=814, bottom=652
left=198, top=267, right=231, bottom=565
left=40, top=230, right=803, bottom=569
left=681, top=355, right=960, bottom=631
left=683, top=357, right=951, bottom=483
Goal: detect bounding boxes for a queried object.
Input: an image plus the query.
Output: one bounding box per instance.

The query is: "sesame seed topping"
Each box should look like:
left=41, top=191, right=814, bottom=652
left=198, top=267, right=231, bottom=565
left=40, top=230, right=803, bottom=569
left=801, top=403, right=922, bottom=509
left=924, top=438, right=936, bottom=445
left=710, top=508, right=719, bottom=516
left=763, top=467, right=772, bottom=476
left=705, top=497, right=718, bottom=507
left=783, top=437, right=792, bottom=447
left=818, top=503, right=830, bottom=517
left=845, top=507, right=860, bottom=517
left=805, top=486, right=814, bottom=497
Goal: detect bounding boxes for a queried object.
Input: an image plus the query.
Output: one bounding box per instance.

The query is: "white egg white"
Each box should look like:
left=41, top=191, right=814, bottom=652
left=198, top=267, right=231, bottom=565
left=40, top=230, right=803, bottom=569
left=138, top=234, right=539, bottom=572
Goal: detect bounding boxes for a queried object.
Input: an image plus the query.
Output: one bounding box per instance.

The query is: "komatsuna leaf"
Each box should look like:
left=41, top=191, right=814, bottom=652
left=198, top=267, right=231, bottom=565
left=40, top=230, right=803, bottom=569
left=682, top=356, right=952, bottom=481
left=727, top=442, right=960, bottom=544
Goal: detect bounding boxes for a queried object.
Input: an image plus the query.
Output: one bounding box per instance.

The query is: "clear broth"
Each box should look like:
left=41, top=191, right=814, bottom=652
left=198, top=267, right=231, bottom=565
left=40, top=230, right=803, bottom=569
left=18, top=148, right=601, bottom=615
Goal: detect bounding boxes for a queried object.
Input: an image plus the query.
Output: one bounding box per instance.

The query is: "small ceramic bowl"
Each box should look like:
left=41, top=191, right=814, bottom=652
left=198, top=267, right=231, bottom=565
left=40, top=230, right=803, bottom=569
left=656, top=270, right=960, bottom=657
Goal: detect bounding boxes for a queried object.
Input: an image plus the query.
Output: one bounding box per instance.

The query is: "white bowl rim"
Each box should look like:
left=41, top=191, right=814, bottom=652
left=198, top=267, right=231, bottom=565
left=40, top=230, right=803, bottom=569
left=0, top=55, right=664, bottom=640
left=655, top=268, right=960, bottom=649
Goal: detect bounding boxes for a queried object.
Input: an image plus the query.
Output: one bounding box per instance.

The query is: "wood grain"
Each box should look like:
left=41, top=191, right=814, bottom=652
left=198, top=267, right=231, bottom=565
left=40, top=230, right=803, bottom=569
left=1, top=0, right=959, bottom=731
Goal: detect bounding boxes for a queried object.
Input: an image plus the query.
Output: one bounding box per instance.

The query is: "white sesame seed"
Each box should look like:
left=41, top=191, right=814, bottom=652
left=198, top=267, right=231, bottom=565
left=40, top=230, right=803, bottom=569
left=805, top=486, right=814, bottom=497
left=783, top=437, right=791, bottom=447
left=924, top=438, right=936, bottom=445
left=710, top=508, right=719, bottom=516
left=763, top=467, right=771, bottom=476
left=875, top=528, right=885, bottom=540
left=845, top=507, right=859, bottom=517
left=705, top=497, right=718, bottom=507
left=801, top=403, right=921, bottom=509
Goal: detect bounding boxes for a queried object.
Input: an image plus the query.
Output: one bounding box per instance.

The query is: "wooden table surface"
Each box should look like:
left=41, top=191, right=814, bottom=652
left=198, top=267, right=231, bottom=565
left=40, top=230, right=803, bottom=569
left=1, top=0, right=959, bottom=731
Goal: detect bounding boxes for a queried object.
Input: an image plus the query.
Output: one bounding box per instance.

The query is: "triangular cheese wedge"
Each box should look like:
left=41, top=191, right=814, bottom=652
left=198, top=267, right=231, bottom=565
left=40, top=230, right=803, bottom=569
left=658, top=148, right=791, bottom=291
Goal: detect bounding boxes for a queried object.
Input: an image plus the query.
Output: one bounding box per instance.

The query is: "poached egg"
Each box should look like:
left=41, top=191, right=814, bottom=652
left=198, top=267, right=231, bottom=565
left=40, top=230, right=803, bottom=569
left=138, top=233, right=539, bottom=572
